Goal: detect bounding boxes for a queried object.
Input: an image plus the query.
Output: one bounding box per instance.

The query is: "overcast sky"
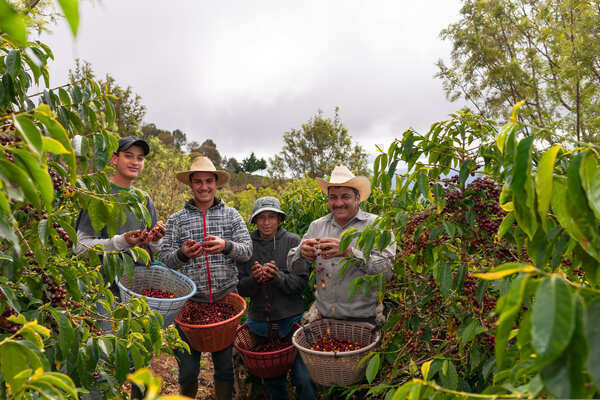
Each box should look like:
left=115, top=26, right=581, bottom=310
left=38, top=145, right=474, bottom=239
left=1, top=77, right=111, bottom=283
left=39, top=1, right=465, bottom=163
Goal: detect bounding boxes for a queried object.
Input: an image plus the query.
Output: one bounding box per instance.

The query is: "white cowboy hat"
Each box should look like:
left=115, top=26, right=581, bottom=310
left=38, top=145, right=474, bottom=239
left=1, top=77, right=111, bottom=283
left=176, top=156, right=230, bottom=186
left=316, top=166, right=371, bottom=202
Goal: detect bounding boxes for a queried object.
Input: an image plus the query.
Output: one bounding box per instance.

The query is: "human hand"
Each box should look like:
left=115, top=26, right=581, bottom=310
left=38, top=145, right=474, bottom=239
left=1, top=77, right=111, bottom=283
left=262, top=260, right=278, bottom=282
left=182, top=239, right=204, bottom=259
left=300, top=238, right=319, bottom=261
left=251, top=261, right=264, bottom=283
left=318, top=237, right=351, bottom=259
left=148, top=221, right=166, bottom=241
left=204, top=235, right=226, bottom=254
left=124, top=229, right=150, bottom=246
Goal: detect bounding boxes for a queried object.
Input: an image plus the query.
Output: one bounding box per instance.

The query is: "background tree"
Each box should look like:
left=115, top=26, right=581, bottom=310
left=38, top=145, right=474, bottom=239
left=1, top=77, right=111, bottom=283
left=193, top=139, right=222, bottom=167
left=69, top=59, right=146, bottom=137
left=241, top=152, right=267, bottom=173
left=224, top=156, right=243, bottom=173
left=141, top=123, right=187, bottom=151
left=268, top=107, right=369, bottom=178
left=437, top=0, right=600, bottom=143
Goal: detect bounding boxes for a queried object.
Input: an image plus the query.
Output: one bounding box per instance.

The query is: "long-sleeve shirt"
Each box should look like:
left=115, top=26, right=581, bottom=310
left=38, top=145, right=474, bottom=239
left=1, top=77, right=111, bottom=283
left=158, top=197, right=252, bottom=302
left=73, top=184, right=160, bottom=259
left=288, top=209, right=396, bottom=320
left=237, top=227, right=309, bottom=321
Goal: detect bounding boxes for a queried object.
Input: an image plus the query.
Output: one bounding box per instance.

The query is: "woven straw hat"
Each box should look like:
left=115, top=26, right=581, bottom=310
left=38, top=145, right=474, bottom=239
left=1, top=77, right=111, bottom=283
left=176, top=156, right=230, bottom=186
left=316, top=166, right=371, bottom=202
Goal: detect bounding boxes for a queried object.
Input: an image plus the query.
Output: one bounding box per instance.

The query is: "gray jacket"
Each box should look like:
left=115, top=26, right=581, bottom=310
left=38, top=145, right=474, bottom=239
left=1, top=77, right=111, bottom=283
left=158, top=198, right=252, bottom=302
left=288, top=210, right=395, bottom=319
left=237, top=228, right=309, bottom=321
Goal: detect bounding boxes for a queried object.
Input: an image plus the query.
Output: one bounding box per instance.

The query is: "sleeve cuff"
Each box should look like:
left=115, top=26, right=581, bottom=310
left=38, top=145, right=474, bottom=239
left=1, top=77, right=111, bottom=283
left=223, top=240, right=233, bottom=255
left=112, top=234, right=129, bottom=250
left=176, top=248, right=189, bottom=262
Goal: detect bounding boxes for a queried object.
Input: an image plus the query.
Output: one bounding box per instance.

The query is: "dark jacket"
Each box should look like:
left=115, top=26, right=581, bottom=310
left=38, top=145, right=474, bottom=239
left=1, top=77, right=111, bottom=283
left=237, top=227, right=309, bottom=321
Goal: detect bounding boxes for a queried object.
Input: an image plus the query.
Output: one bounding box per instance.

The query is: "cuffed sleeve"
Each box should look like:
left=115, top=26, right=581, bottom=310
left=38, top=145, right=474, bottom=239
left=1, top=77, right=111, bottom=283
left=226, top=210, right=252, bottom=262
left=73, top=231, right=129, bottom=255
left=236, top=260, right=260, bottom=298
left=157, top=216, right=187, bottom=269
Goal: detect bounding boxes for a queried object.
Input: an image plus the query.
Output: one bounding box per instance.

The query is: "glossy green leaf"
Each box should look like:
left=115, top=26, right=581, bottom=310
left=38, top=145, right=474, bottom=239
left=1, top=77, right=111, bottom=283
left=0, top=159, right=41, bottom=208
left=440, top=359, right=458, bottom=389
left=495, top=275, right=528, bottom=368
left=88, top=198, right=109, bottom=233
left=497, top=211, right=515, bottom=240
left=439, top=263, right=452, bottom=296
left=0, top=0, right=27, bottom=45
left=541, top=296, right=587, bottom=398
left=580, top=151, right=600, bottom=221
left=536, top=145, right=560, bottom=231
left=6, top=50, right=20, bottom=78
left=104, top=97, right=115, bottom=127
left=348, top=276, right=361, bottom=300
left=115, top=340, right=129, bottom=384
left=57, top=0, right=80, bottom=36
left=531, top=276, right=574, bottom=361
left=511, top=136, right=537, bottom=239
left=13, top=115, right=43, bottom=157
left=496, top=121, right=515, bottom=154
left=585, top=299, right=600, bottom=391
left=42, top=137, right=69, bottom=155
left=460, top=319, right=486, bottom=351
left=12, top=149, right=54, bottom=207
left=38, top=219, right=48, bottom=246
left=366, top=353, right=380, bottom=384
left=376, top=230, right=391, bottom=251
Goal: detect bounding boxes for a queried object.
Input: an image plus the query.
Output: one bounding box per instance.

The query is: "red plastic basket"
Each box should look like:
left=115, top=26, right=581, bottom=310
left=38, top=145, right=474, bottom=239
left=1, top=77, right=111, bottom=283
left=234, top=323, right=299, bottom=378
left=175, top=293, right=246, bottom=352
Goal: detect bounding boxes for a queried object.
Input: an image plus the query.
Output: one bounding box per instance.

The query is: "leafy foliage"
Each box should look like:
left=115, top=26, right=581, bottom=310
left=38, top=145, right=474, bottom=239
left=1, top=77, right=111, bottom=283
left=437, top=0, right=600, bottom=143
left=268, top=107, right=369, bottom=179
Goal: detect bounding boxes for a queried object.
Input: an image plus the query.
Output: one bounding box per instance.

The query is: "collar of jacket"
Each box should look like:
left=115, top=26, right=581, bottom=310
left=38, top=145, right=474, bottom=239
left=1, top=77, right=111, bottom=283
left=250, top=226, right=286, bottom=242
left=184, top=196, right=223, bottom=212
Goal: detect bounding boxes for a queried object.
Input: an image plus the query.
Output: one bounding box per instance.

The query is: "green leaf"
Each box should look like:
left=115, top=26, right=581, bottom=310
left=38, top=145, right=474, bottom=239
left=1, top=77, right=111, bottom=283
left=6, top=50, right=21, bottom=78
left=459, top=159, right=475, bottom=188
left=585, top=299, right=600, bottom=391
left=366, top=353, right=380, bottom=384
left=511, top=136, right=537, bottom=239
left=580, top=151, right=600, bottom=221
left=348, top=276, right=361, bottom=300
left=38, top=219, right=48, bottom=246
left=42, top=137, right=69, bottom=155
left=104, top=96, right=115, bottom=127
left=51, top=310, right=75, bottom=358
left=376, top=230, right=391, bottom=251
left=0, top=159, right=41, bottom=209
left=541, top=296, right=587, bottom=398
left=498, top=212, right=515, bottom=240
left=439, top=263, right=452, bottom=296
left=13, top=115, right=43, bottom=158
left=88, top=198, right=109, bottom=233
left=536, top=145, right=560, bottom=231
left=460, top=319, right=486, bottom=351
left=496, top=121, right=516, bottom=154
left=115, top=340, right=129, bottom=384
left=495, top=275, right=528, bottom=368
left=12, top=148, right=54, bottom=207
left=472, top=263, right=536, bottom=280
left=57, top=0, right=80, bottom=36
left=531, top=276, right=574, bottom=361
left=0, top=0, right=27, bottom=45
left=440, top=359, right=458, bottom=389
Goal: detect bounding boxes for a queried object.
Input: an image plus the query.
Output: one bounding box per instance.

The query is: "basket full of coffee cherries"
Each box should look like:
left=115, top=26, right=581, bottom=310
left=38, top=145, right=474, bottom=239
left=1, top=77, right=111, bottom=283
left=116, top=264, right=196, bottom=326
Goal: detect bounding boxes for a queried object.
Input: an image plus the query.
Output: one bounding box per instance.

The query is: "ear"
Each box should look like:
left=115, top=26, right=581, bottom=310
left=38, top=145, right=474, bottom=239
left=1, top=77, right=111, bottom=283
left=110, top=153, right=118, bottom=167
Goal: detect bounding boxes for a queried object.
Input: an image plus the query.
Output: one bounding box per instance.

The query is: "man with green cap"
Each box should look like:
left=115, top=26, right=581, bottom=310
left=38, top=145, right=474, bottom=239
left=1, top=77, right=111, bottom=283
left=237, top=196, right=317, bottom=400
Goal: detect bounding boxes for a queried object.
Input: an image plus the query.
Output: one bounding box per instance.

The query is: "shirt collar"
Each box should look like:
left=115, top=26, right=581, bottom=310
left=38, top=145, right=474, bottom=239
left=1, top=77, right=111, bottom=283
left=327, top=208, right=368, bottom=228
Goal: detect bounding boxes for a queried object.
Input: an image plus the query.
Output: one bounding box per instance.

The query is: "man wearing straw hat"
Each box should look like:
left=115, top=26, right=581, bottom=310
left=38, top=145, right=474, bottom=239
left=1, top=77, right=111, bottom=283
left=158, top=156, right=252, bottom=399
left=237, top=196, right=317, bottom=400
left=288, top=165, right=395, bottom=324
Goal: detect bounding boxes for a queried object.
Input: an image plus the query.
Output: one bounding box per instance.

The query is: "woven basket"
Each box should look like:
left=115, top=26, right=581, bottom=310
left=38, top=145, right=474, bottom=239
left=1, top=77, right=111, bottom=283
left=175, top=293, right=246, bottom=353
left=116, top=265, right=196, bottom=327
left=292, top=319, right=380, bottom=387
left=234, top=323, right=299, bottom=378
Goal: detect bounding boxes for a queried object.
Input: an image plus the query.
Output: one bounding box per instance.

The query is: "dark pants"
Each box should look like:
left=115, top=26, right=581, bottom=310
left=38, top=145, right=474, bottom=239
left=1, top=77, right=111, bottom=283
left=174, top=325, right=234, bottom=393
left=263, top=354, right=317, bottom=400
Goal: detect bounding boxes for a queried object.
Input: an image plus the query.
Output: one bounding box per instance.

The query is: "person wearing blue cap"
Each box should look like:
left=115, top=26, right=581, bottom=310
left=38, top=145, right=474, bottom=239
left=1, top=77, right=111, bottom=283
left=237, top=196, right=317, bottom=400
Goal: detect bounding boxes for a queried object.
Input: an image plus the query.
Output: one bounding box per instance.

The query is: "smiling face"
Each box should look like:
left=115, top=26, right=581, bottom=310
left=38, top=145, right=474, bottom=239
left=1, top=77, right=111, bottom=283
left=327, top=186, right=360, bottom=227
left=190, top=172, right=218, bottom=209
left=255, top=211, right=280, bottom=240
left=111, top=145, right=145, bottom=186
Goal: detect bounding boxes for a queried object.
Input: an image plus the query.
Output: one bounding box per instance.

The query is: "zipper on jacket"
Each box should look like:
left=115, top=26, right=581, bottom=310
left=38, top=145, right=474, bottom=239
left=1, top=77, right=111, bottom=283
left=202, top=210, right=213, bottom=303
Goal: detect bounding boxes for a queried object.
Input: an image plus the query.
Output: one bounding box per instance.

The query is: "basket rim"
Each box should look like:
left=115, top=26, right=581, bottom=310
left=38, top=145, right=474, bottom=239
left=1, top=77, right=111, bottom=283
left=175, top=293, right=246, bottom=329
left=115, top=264, right=197, bottom=303
left=234, top=323, right=298, bottom=357
left=291, top=319, right=380, bottom=357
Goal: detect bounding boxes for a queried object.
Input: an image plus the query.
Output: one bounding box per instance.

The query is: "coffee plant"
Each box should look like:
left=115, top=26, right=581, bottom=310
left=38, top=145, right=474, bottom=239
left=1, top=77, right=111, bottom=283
left=0, top=3, right=187, bottom=399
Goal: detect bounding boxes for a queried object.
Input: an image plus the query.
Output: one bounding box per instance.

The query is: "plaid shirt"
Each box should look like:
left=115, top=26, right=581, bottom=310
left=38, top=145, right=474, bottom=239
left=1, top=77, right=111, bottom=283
left=158, top=197, right=252, bottom=302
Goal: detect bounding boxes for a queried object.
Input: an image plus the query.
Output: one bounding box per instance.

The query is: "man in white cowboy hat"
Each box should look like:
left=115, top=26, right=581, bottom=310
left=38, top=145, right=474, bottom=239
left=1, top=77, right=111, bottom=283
left=158, top=156, right=252, bottom=399
left=288, top=165, right=395, bottom=324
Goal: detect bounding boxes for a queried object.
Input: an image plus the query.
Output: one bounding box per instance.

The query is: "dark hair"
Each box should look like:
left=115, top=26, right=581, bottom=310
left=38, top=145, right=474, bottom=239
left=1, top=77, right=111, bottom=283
left=189, top=171, right=219, bottom=183
left=328, top=186, right=359, bottom=197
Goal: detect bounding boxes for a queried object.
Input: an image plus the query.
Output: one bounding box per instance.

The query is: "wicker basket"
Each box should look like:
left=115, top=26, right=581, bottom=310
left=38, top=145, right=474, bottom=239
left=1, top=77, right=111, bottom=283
left=175, top=293, right=246, bottom=353
left=292, top=319, right=380, bottom=387
left=116, top=265, right=196, bottom=327
left=234, top=323, right=299, bottom=378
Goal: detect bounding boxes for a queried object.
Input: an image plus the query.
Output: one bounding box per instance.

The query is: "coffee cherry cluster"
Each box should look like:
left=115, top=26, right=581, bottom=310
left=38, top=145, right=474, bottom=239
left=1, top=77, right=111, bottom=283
left=31, top=267, right=72, bottom=308
left=140, top=288, right=175, bottom=298
left=179, top=301, right=236, bottom=325
left=48, top=167, right=65, bottom=191
left=253, top=337, right=292, bottom=352
left=310, top=337, right=363, bottom=352
left=0, top=307, right=19, bottom=333
left=52, top=222, right=73, bottom=245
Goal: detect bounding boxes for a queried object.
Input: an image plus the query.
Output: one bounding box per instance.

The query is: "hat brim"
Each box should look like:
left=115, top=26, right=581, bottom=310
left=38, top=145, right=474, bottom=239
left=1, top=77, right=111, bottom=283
left=249, top=207, right=286, bottom=224
left=176, top=170, right=230, bottom=187
left=119, top=139, right=150, bottom=156
left=316, top=175, right=371, bottom=202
